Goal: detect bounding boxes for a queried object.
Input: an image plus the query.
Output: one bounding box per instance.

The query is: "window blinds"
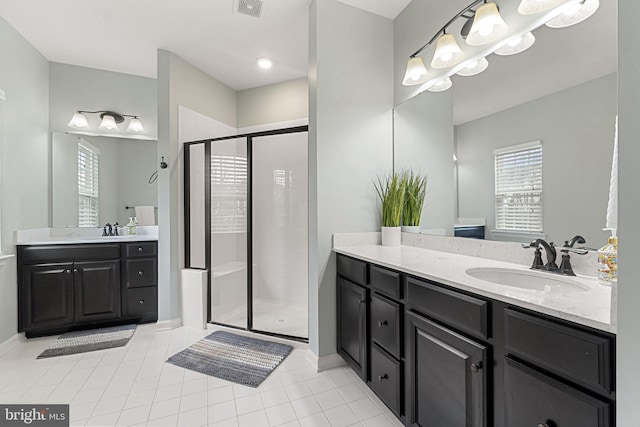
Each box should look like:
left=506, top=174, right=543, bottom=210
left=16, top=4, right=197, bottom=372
left=78, top=141, right=100, bottom=227
left=211, top=154, right=247, bottom=232
left=494, top=141, right=543, bottom=233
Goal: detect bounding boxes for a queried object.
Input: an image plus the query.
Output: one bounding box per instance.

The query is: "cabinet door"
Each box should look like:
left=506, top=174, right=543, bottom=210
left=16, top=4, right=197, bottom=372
left=337, top=276, right=368, bottom=380
left=21, top=263, right=74, bottom=331
left=504, top=357, right=611, bottom=427
left=406, top=311, right=487, bottom=427
left=74, top=261, right=121, bottom=322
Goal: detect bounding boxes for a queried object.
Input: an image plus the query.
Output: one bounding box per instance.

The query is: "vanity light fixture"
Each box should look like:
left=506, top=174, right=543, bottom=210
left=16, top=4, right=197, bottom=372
left=67, top=110, right=145, bottom=134
left=456, top=57, right=489, bottom=76
left=427, top=77, right=453, bottom=93
left=431, top=33, right=466, bottom=69
left=545, top=0, right=599, bottom=28
left=495, top=32, right=536, bottom=55
left=466, top=1, right=509, bottom=46
left=402, top=57, right=430, bottom=86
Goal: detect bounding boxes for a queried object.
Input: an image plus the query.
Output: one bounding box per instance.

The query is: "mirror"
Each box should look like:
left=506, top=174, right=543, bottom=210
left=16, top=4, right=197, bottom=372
left=52, top=132, right=157, bottom=228
left=394, top=0, right=617, bottom=246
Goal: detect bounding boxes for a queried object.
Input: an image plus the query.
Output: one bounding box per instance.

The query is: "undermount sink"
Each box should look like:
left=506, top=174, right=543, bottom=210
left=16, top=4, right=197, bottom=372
left=465, top=267, right=589, bottom=294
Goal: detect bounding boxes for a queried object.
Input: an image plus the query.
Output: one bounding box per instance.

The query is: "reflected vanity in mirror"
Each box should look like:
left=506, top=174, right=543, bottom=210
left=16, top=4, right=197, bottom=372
left=394, top=0, right=617, bottom=246
left=52, top=132, right=157, bottom=228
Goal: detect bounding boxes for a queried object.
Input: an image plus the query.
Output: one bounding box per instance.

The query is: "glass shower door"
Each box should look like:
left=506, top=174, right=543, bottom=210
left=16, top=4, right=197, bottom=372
left=251, top=132, right=308, bottom=338
left=210, top=138, right=248, bottom=329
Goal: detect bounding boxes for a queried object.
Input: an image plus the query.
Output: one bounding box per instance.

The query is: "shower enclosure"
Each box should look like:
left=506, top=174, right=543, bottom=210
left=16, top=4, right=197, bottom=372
left=185, top=126, right=308, bottom=340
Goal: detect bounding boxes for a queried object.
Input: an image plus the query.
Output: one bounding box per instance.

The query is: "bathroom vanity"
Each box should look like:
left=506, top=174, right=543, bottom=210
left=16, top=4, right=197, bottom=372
left=17, top=237, right=158, bottom=338
left=335, top=245, right=615, bottom=427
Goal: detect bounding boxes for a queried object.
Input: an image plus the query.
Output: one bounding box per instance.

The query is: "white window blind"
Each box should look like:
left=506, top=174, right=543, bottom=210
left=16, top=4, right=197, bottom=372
left=78, top=140, right=100, bottom=227
left=211, top=154, right=247, bottom=232
left=494, top=141, right=543, bottom=233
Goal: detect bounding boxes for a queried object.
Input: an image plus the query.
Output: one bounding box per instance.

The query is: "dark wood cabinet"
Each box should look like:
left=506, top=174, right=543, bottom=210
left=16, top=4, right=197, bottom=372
left=74, top=261, right=121, bottom=322
left=18, top=241, right=157, bottom=337
left=337, top=276, right=368, bottom=380
left=406, top=310, right=487, bottom=427
left=21, top=263, right=74, bottom=330
left=335, top=253, right=616, bottom=427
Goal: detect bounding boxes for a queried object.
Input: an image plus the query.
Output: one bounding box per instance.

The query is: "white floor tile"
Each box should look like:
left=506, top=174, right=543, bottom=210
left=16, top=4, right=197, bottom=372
left=291, top=395, right=322, bottom=419
left=298, top=412, right=331, bottom=427
left=86, top=411, right=121, bottom=427
left=313, top=390, right=346, bottom=411
left=125, top=390, right=156, bottom=410
left=347, top=398, right=381, bottom=421
left=208, top=385, right=235, bottom=405
left=146, top=414, right=178, bottom=427
left=177, top=407, right=207, bottom=427
left=284, top=382, right=312, bottom=400
left=154, top=385, right=183, bottom=403
left=92, top=395, right=127, bottom=417
left=265, top=402, right=297, bottom=426
left=323, top=405, right=358, bottom=427
left=208, top=417, right=239, bottom=427
left=180, top=391, right=208, bottom=413
left=260, top=387, right=289, bottom=408
left=306, top=377, right=333, bottom=395
left=207, top=400, right=237, bottom=423
left=149, top=397, right=181, bottom=421
left=235, top=394, right=264, bottom=415
left=360, top=415, right=396, bottom=427
left=182, top=378, right=207, bottom=396
left=237, top=410, right=269, bottom=427
left=71, top=401, right=98, bottom=422
left=116, top=404, right=151, bottom=426
left=335, top=384, right=367, bottom=404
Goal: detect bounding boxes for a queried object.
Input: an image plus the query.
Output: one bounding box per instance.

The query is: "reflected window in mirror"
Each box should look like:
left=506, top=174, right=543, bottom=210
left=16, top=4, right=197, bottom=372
left=494, top=141, right=543, bottom=234
left=78, top=140, right=100, bottom=227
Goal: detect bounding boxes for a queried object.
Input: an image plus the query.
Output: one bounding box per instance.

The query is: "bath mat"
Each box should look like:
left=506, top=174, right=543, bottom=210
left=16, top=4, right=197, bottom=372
left=166, top=330, right=293, bottom=388
left=37, top=324, right=136, bottom=359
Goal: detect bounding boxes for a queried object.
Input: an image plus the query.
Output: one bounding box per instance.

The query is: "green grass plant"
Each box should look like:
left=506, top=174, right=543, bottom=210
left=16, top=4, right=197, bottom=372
left=374, top=172, right=406, bottom=227
left=402, top=170, right=427, bottom=227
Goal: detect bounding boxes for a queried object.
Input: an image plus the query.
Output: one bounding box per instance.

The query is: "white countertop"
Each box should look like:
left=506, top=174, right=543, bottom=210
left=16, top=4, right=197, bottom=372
left=334, top=244, right=615, bottom=334
left=17, top=235, right=158, bottom=245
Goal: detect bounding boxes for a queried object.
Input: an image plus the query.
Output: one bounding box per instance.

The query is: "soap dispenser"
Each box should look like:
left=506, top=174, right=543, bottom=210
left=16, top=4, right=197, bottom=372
left=597, top=230, right=617, bottom=286
left=126, top=217, right=137, bottom=236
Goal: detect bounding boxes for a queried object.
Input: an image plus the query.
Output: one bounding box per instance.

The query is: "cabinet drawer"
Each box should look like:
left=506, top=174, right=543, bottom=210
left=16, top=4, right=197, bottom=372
left=125, top=242, right=157, bottom=258
left=505, top=357, right=611, bottom=427
left=370, top=293, right=402, bottom=359
left=370, top=265, right=401, bottom=299
left=126, top=287, right=157, bottom=317
left=504, top=309, right=613, bottom=393
left=406, top=277, right=489, bottom=339
left=126, top=259, right=158, bottom=288
left=20, top=244, right=120, bottom=264
left=337, top=254, right=367, bottom=286
left=370, top=344, right=402, bottom=417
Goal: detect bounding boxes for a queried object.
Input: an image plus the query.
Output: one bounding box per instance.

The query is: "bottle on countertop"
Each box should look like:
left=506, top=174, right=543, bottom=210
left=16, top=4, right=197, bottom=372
left=597, top=232, right=617, bottom=286
left=127, top=217, right=137, bottom=236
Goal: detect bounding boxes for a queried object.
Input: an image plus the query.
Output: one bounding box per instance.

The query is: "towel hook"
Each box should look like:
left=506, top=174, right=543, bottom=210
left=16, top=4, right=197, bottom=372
left=160, top=156, right=168, bottom=169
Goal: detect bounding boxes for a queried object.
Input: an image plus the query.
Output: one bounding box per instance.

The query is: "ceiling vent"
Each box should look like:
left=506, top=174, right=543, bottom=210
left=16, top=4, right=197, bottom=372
left=237, top=0, right=264, bottom=18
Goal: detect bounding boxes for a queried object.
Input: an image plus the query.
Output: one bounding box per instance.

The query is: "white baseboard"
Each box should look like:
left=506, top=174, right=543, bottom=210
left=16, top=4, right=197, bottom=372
left=0, top=333, right=25, bottom=357
left=305, top=350, right=346, bottom=372
left=155, top=317, right=183, bottom=331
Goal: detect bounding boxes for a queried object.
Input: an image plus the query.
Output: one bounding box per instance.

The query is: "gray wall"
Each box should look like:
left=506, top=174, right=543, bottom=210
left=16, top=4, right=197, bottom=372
left=309, top=0, right=394, bottom=357
left=237, top=78, right=308, bottom=128
left=394, top=91, right=455, bottom=234
left=456, top=73, right=617, bottom=245
left=49, top=62, right=157, bottom=139
left=0, top=17, right=50, bottom=343
left=157, top=50, right=237, bottom=324
left=617, top=1, right=640, bottom=423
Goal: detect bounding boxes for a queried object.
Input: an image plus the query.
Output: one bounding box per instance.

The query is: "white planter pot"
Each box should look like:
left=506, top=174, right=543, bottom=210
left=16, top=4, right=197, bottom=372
left=381, top=226, right=401, bottom=247
left=402, top=225, right=420, bottom=234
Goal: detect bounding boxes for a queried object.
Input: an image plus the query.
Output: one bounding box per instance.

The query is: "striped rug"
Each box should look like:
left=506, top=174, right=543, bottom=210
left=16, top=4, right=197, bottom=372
left=37, top=324, right=136, bottom=359
left=166, top=331, right=293, bottom=388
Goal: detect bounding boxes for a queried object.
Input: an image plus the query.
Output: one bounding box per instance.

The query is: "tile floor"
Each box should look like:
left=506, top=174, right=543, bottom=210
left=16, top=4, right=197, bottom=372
left=0, top=324, right=403, bottom=427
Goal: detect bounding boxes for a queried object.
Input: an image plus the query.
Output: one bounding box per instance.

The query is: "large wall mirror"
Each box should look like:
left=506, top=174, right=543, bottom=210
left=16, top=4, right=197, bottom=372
left=394, top=0, right=617, bottom=246
left=52, top=132, right=157, bottom=228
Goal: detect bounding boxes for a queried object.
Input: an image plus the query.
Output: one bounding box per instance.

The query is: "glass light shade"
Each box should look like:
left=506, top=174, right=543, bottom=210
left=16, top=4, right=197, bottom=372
left=127, top=117, right=145, bottom=133
left=98, top=114, right=118, bottom=130
left=427, top=77, right=452, bottom=92
left=402, top=57, right=430, bottom=86
left=67, top=112, right=90, bottom=129
left=546, top=0, right=599, bottom=28
left=467, top=2, right=509, bottom=46
left=495, top=32, right=536, bottom=55
left=456, top=57, right=489, bottom=76
left=517, top=0, right=567, bottom=15
left=431, top=33, right=465, bottom=69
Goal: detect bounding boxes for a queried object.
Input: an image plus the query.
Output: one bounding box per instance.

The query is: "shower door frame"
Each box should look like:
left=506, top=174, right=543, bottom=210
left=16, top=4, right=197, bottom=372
left=184, top=125, right=309, bottom=342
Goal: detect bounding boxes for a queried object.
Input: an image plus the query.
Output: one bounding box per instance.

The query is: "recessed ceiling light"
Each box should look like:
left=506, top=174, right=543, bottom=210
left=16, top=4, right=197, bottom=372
left=256, top=57, right=273, bottom=69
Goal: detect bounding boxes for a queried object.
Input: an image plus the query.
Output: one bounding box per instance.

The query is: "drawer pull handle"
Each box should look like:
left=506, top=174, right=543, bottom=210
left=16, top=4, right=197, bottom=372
left=138, top=247, right=143, bottom=252
left=537, top=424, right=549, bottom=427
left=65, top=269, right=72, bottom=274
left=470, top=363, right=482, bottom=373
left=138, top=270, right=144, bottom=276
left=139, top=299, right=145, bottom=304
left=377, top=374, right=388, bottom=381
left=74, top=269, right=78, bottom=273
left=377, top=320, right=388, bottom=327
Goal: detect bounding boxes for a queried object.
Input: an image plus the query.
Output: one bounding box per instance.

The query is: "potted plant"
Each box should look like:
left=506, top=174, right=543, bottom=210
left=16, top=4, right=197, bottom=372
left=374, top=172, right=406, bottom=246
left=402, top=170, right=427, bottom=233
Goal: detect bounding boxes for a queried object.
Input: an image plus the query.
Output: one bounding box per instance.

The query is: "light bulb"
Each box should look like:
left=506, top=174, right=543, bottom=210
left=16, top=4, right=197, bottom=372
left=508, top=36, right=522, bottom=47
left=402, top=57, right=430, bottom=86
left=256, top=57, right=273, bottom=69
left=127, top=117, right=145, bottom=133
left=67, top=112, right=90, bottom=129
left=99, top=114, right=118, bottom=130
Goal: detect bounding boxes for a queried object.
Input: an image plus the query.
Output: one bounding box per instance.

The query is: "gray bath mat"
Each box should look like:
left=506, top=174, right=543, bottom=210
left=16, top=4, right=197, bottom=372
left=37, top=324, right=136, bottom=359
left=166, top=330, right=293, bottom=388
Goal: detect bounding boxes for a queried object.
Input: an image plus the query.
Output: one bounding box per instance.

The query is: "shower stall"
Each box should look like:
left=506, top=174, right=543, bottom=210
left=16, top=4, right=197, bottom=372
left=184, top=126, right=308, bottom=340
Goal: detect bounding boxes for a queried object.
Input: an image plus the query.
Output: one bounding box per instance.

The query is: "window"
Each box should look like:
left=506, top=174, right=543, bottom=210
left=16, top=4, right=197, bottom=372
left=211, top=154, right=247, bottom=232
left=494, top=141, right=543, bottom=233
left=78, top=140, right=100, bottom=227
